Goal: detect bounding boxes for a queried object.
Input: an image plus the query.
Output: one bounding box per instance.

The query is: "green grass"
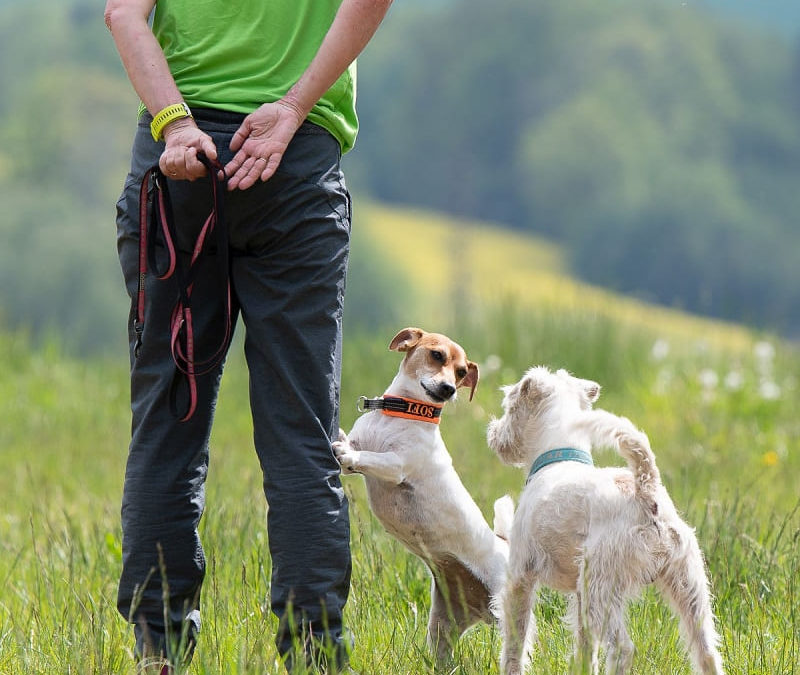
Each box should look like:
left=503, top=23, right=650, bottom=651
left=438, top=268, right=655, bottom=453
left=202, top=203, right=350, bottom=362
left=2, top=258, right=800, bottom=673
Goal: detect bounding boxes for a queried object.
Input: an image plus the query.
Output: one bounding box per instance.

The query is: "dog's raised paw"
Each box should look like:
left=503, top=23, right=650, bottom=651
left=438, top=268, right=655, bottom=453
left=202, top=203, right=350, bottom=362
left=333, top=444, right=360, bottom=474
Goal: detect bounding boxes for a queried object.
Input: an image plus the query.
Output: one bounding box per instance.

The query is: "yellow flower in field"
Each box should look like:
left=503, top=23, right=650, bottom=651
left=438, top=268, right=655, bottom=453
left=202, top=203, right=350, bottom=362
left=762, top=450, right=779, bottom=467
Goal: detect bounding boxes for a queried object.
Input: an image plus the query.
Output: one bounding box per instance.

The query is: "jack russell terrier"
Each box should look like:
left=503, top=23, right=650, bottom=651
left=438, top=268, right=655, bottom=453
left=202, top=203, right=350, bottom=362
left=334, top=327, right=513, bottom=660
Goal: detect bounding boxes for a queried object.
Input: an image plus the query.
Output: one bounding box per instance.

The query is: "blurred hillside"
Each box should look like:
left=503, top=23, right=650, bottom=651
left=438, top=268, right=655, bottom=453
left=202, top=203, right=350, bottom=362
left=350, top=0, right=800, bottom=336
left=0, top=0, right=799, bottom=355
left=350, top=203, right=757, bottom=356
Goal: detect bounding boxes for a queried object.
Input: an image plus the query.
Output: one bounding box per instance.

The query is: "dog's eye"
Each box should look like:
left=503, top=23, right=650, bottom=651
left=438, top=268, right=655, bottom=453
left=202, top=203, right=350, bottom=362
left=430, top=350, right=445, bottom=363
left=456, top=368, right=467, bottom=380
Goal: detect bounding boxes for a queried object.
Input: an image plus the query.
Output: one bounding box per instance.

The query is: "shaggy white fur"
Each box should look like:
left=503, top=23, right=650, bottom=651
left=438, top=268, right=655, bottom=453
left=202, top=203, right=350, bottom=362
left=487, top=366, right=724, bottom=675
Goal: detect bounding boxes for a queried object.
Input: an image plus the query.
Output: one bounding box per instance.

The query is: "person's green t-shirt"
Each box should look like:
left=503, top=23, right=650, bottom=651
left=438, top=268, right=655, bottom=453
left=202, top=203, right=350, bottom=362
left=149, top=0, right=358, bottom=152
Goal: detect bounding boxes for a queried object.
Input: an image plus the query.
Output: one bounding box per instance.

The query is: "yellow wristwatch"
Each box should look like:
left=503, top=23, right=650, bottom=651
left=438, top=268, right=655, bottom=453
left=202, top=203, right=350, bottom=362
left=150, top=102, right=193, bottom=142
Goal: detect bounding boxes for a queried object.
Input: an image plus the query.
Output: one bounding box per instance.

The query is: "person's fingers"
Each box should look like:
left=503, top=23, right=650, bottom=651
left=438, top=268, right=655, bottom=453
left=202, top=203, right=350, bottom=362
left=254, top=155, right=270, bottom=177
left=232, top=155, right=275, bottom=190
left=229, top=117, right=252, bottom=153
left=224, top=156, right=247, bottom=190
left=224, top=141, right=286, bottom=189
left=230, top=166, right=256, bottom=191
left=177, top=150, right=190, bottom=179
left=159, top=152, right=178, bottom=178
left=223, top=148, right=247, bottom=181
left=184, top=147, right=209, bottom=181
left=260, top=153, right=281, bottom=182
left=201, top=137, right=218, bottom=162
left=159, top=146, right=211, bottom=181
left=226, top=151, right=260, bottom=190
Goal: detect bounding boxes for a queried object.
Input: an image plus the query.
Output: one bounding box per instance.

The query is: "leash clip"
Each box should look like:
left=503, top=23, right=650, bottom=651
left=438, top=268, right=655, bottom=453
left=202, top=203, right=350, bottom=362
left=133, top=320, right=144, bottom=358
left=356, top=396, right=368, bottom=413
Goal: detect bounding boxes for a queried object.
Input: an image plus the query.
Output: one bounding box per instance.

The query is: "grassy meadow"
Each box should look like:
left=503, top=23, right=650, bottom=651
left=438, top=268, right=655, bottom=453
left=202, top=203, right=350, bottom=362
left=2, top=206, right=800, bottom=674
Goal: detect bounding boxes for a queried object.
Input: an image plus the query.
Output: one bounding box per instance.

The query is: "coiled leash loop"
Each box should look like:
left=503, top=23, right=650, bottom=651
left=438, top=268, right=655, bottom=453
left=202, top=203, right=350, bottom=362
left=134, top=154, right=233, bottom=421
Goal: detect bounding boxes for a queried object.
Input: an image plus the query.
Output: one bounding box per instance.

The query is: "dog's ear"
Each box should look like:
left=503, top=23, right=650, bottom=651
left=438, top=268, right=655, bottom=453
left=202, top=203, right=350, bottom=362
left=389, top=327, right=425, bottom=352
left=523, top=367, right=551, bottom=395
left=557, top=368, right=600, bottom=404
left=516, top=368, right=557, bottom=406
left=460, top=361, right=479, bottom=401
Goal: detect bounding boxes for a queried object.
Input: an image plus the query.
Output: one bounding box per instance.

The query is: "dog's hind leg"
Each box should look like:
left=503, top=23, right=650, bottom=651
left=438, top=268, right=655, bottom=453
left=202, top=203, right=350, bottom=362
left=498, top=569, right=538, bottom=675
left=655, top=531, right=724, bottom=675
left=566, top=593, right=598, bottom=674
left=427, top=562, right=488, bottom=662
left=604, top=623, right=634, bottom=675
left=427, top=578, right=459, bottom=662
left=577, top=555, right=633, bottom=675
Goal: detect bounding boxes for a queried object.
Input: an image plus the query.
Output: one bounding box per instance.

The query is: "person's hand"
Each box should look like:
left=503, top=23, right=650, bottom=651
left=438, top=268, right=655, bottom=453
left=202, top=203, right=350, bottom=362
left=159, top=118, right=218, bottom=180
left=223, top=100, right=305, bottom=191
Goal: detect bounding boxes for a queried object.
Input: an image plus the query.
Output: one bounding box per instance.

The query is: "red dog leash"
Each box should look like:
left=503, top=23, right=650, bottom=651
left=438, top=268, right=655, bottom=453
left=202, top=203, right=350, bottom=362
left=134, top=154, right=233, bottom=421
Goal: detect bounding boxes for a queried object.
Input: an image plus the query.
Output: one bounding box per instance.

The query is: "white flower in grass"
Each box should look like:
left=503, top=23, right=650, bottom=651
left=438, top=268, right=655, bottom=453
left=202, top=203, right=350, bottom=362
left=651, top=339, right=670, bottom=361
left=759, top=380, right=781, bottom=401
left=698, top=368, right=719, bottom=390
left=754, top=340, right=775, bottom=364
left=724, top=370, right=744, bottom=391
left=483, top=354, right=502, bottom=374
left=754, top=340, right=777, bottom=379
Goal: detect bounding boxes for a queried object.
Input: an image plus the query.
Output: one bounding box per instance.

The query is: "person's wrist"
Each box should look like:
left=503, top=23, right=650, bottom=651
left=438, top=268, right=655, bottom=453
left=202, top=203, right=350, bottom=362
left=150, top=102, right=193, bottom=141
left=277, top=95, right=309, bottom=127
left=162, top=116, right=198, bottom=141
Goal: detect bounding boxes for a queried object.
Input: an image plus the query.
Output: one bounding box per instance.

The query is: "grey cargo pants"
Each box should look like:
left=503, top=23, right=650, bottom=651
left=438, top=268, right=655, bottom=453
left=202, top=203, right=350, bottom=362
left=115, top=108, right=352, bottom=667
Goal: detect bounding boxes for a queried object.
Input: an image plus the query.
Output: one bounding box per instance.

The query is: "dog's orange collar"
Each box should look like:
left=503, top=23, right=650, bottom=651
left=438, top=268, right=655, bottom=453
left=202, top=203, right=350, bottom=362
left=358, top=394, right=443, bottom=424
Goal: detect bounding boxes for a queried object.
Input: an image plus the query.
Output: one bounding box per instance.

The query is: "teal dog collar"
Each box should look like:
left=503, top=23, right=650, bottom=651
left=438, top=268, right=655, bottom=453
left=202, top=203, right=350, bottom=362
left=527, top=447, right=593, bottom=482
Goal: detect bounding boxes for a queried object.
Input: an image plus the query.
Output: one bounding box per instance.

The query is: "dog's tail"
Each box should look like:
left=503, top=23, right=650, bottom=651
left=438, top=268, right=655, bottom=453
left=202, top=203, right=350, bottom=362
left=585, top=410, right=662, bottom=501
left=493, top=494, right=515, bottom=541
left=615, top=426, right=661, bottom=501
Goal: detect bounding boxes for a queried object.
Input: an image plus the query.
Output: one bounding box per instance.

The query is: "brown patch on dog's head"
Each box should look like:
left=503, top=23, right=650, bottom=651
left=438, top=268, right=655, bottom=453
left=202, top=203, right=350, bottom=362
left=389, top=327, right=425, bottom=352
left=389, top=327, right=479, bottom=401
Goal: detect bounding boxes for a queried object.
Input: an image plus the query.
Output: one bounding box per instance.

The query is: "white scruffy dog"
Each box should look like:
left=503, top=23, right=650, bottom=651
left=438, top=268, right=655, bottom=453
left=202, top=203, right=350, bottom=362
left=334, top=327, right=513, bottom=660
left=487, top=366, right=724, bottom=675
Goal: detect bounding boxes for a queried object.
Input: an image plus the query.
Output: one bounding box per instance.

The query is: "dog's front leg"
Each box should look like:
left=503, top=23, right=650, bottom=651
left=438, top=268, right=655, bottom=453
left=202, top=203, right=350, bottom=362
left=333, top=431, right=408, bottom=484
left=579, top=409, right=645, bottom=451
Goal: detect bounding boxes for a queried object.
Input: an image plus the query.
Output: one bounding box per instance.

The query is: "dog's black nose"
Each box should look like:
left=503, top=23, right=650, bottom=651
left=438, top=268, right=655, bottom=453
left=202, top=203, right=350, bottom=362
left=438, top=383, right=456, bottom=400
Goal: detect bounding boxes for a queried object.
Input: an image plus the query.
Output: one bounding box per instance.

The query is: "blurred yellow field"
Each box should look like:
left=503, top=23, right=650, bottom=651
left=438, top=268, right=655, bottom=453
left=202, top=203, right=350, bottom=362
left=360, top=204, right=755, bottom=353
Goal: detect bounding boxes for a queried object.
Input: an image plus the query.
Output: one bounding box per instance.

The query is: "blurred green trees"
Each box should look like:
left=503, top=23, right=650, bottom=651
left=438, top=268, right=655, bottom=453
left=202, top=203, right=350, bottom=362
left=352, top=0, right=800, bottom=334
left=1, top=0, right=800, bottom=354
left=0, top=1, right=135, bottom=352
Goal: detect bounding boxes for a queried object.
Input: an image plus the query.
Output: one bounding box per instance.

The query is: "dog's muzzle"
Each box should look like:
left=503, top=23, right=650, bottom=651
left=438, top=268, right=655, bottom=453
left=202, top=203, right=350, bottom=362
left=421, top=380, right=455, bottom=403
